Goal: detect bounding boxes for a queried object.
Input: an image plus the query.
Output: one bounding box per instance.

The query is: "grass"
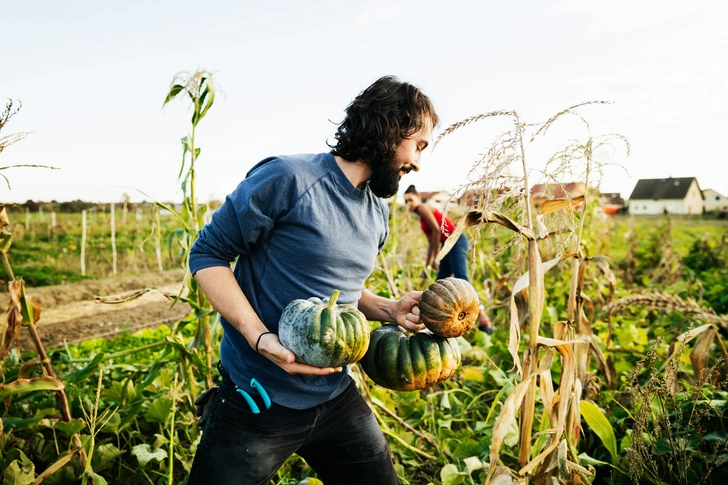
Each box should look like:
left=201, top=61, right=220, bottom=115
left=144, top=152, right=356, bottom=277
left=608, top=215, right=728, bottom=261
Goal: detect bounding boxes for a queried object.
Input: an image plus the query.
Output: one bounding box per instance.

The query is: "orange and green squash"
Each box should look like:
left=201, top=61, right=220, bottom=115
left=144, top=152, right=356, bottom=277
left=418, top=277, right=479, bottom=338
left=359, top=324, right=461, bottom=391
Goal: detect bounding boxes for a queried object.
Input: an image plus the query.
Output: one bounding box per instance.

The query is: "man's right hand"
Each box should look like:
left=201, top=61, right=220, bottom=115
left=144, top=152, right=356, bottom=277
left=257, top=333, right=343, bottom=376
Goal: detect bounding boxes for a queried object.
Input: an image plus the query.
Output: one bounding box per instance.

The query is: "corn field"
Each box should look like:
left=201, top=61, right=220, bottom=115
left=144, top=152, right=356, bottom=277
left=0, top=72, right=726, bottom=485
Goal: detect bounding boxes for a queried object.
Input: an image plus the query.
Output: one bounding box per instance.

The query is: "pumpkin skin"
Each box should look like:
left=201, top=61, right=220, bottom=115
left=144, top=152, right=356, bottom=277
left=418, top=277, right=480, bottom=338
left=359, top=324, right=461, bottom=391
left=278, top=290, right=370, bottom=368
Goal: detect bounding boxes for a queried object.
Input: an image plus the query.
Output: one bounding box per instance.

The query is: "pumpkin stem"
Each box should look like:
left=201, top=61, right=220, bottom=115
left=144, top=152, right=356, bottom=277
left=326, top=289, right=341, bottom=308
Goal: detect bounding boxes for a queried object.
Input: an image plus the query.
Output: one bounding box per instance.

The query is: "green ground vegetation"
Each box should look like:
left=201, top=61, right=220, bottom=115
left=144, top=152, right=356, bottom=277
left=1, top=207, right=725, bottom=485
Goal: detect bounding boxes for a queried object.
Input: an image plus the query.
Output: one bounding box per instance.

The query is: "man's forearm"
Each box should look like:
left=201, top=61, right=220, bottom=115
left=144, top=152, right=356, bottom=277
left=193, top=266, right=268, bottom=349
left=358, top=288, right=396, bottom=322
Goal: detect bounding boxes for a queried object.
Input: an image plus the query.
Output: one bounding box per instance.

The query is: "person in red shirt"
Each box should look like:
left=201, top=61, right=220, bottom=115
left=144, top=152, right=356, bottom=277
left=403, top=185, right=493, bottom=334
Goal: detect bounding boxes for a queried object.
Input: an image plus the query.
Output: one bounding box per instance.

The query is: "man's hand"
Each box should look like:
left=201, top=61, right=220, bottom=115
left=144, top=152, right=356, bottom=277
left=256, top=332, right=343, bottom=376
left=395, top=291, right=426, bottom=332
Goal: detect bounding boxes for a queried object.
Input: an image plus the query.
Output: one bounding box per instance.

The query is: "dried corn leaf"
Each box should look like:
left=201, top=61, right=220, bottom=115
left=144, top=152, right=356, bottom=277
left=436, top=211, right=480, bottom=263
left=677, top=323, right=714, bottom=343
left=537, top=196, right=585, bottom=215
left=0, top=377, right=64, bottom=400
left=437, top=209, right=536, bottom=263
left=486, top=373, right=538, bottom=484
left=1, top=279, right=24, bottom=359
left=0, top=205, right=9, bottom=233
left=490, top=466, right=519, bottom=485
left=33, top=447, right=80, bottom=484
left=567, top=379, right=583, bottom=445
left=95, top=288, right=153, bottom=304
left=553, top=321, right=569, bottom=341
left=20, top=281, right=41, bottom=326
left=557, top=439, right=568, bottom=480
left=522, top=337, right=579, bottom=477
left=95, top=286, right=176, bottom=304
left=690, top=326, right=716, bottom=382
left=509, top=257, right=563, bottom=376
left=539, top=350, right=557, bottom=425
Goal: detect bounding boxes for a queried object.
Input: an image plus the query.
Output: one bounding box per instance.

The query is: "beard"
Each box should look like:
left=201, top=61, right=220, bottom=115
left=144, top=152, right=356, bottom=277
left=368, top=154, right=404, bottom=199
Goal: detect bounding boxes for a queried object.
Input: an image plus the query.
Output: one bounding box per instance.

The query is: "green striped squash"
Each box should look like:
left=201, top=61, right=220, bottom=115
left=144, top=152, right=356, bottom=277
left=359, top=324, right=461, bottom=391
left=278, top=289, right=370, bottom=368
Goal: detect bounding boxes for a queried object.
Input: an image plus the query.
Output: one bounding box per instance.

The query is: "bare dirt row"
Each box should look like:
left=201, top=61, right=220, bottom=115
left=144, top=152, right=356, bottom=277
left=0, top=269, right=191, bottom=350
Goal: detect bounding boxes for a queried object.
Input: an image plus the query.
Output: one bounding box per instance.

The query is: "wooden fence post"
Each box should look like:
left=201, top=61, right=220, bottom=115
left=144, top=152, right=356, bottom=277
left=111, top=203, right=117, bottom=276
left=81, top=210, right=87, bottom=276
left=155, top=206, right=163, bottom=273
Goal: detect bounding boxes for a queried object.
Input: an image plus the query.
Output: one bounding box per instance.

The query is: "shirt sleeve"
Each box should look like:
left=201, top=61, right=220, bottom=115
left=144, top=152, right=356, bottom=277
left=189, top=157, right=296, bottom=275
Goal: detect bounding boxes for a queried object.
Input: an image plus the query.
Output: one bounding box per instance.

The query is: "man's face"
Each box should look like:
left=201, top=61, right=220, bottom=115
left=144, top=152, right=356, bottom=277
left=369, top=119, right=433, bottom=198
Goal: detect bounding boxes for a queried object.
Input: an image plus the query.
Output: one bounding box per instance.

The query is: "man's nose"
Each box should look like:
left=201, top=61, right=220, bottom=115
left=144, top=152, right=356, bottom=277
left=410, top=156, right=421, bottom=172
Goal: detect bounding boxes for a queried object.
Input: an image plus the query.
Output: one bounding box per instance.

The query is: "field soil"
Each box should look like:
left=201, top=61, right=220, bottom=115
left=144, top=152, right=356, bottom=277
left=0, top=269, right=191, bottom=350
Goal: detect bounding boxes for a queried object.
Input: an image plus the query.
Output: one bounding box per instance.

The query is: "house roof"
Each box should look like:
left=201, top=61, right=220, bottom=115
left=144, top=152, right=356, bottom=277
left=599, top=192, right=625, bottom=206
left=530, top=182, right=585, bottom=198
left=628, top=177, right=701, bottom=200
left=703, top=188, right=727, bottom=197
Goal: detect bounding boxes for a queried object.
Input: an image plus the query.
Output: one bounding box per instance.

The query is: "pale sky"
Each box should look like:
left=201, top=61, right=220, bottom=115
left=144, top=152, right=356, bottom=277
left=2, top=0, right=727, bottom=204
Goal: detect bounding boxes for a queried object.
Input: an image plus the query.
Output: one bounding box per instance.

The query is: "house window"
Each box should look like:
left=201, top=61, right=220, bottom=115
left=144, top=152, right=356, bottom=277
left=643, top=205, right=647, bottom=210
left=717, top=196, right=721, bottom=201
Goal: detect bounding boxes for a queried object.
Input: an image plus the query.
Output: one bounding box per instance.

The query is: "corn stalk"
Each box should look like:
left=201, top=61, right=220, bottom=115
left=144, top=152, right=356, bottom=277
left=434, top=103, right=628, bottom=484
left=0, top=207, right=91, bottom=475
left=162, top=70, right=217, bottom=391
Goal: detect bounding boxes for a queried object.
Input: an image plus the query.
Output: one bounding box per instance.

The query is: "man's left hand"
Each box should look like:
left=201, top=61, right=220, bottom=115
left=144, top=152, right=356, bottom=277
left=395, top=291, right=425, bottom=332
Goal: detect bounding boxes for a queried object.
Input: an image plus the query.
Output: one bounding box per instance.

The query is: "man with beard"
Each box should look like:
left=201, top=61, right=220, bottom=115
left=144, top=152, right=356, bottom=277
left=186, top=76, right=438, bottom=485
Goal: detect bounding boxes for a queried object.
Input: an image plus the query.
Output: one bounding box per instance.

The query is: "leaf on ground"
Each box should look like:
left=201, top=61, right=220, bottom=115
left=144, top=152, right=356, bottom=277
left=53, top=418, right=86, bottom=436
left=131, top=444, right=167, bottom=467
left=440, top=463, right=463, bottom=485
left=463, top=456, right=483, bottom=474
left=144, top=398, right=174, bottom=424
left=3, top=449, right=35, bottom=485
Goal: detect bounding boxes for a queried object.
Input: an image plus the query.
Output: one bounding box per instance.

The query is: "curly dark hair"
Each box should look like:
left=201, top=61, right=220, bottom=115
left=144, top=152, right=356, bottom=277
left=329, top=76, right=439, bottom=165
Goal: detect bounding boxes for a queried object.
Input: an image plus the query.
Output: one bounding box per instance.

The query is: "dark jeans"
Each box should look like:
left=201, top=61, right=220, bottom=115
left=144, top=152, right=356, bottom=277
left=187, top=371, right=398, bottom=485
left=438, top=233, right=469, bottom=281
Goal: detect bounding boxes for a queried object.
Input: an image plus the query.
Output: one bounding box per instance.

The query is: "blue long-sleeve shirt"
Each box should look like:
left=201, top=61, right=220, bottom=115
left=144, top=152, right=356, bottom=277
left=189, top=152, right=389, bottom=409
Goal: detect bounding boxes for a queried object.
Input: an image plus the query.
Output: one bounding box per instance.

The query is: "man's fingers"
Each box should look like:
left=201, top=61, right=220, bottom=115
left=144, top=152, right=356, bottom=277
left=280, top=348, right=295, bottom=364
left=403, top=313, right=425, bottom=332
left=259, top=336, right=343, bottom=375
left=284, top=362, right=343, bottom=375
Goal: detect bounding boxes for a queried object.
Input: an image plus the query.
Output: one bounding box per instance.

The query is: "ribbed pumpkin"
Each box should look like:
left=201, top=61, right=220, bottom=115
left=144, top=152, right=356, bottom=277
left=278, top=289, right=370, bottom=368
left=418, top=277, right=480, bottom=338
left=359, top=324, right=461, bottom=391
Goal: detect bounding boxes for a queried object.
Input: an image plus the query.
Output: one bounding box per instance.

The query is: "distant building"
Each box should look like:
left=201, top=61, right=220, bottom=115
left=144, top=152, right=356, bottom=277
left=420, top=191, right=454, bottom=211
left=703, top=188, right=728, bottom=212
left=599, top=192, right=626, bottom=215
left=628, top=177, right=703, bottom=215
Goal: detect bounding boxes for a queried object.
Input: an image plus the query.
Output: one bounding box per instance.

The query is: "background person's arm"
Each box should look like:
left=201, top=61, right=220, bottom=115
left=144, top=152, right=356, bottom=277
left=417, top=204, right=442, bottom=269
